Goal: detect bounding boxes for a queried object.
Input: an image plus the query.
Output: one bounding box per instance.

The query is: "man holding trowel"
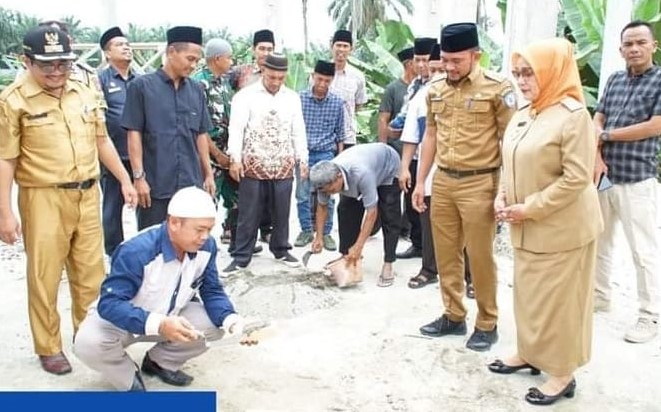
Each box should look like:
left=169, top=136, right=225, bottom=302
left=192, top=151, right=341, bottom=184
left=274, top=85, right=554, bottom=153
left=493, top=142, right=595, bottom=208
left=308, top=143, right=401, bottom=287
left=74, top=186, right=258, bottom=391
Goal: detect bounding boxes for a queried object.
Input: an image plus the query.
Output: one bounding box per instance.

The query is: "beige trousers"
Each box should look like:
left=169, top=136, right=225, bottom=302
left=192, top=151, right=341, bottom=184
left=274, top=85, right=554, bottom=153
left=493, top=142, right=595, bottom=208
left=18, top=185, right=105, bottom=355
left=596, top=178, right=659, bottom=319
left=430, top=170, right=499, bottom=331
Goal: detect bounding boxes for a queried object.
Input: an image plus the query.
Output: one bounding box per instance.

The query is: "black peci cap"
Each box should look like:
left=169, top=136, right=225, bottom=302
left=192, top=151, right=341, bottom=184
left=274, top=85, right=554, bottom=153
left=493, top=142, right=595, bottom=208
left=397, top=47, right=414, bottom=62
left=440, top=23, right=479, bottom=52
left=314, top=60, right=335, bottom=76
left=166, top=26, right=203, bottom=45
left=253, top=29, right=275, bottom=46
left=332, top=29, right=353, bottom=45
left=414, top=37, right=436, bottom=55
left=99, top=26, right=124, bottom=49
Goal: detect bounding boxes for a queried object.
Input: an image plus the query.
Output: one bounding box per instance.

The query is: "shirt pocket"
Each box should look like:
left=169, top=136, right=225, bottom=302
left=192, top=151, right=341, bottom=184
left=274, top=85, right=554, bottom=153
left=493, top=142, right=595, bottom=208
left=467, top=98, right=491, bottom=128
left=178, top=107, right=201, bottom=135
left=22, top=114, right=58, bottom=151
left=430, top=100, right=446, bottom=123
left=628, top=94, right=656, bottom=122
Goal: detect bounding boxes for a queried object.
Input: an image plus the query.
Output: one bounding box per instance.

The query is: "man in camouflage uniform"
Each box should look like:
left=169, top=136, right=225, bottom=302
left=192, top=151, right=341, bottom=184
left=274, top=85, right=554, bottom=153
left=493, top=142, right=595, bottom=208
left=193, top=38, right=257, bottom=253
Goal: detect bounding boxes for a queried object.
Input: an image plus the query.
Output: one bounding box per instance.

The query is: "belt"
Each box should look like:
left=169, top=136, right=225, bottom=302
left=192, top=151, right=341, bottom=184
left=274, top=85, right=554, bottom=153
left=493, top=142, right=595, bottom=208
left=57, top=178, right=96, bottom=190
left=438, top=167, right=499, bottom=179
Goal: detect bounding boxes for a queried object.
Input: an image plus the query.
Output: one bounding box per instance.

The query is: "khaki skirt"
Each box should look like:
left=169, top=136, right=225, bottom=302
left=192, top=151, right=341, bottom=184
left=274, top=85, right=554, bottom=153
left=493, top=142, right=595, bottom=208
left=513, top=240, right=597, bottom=376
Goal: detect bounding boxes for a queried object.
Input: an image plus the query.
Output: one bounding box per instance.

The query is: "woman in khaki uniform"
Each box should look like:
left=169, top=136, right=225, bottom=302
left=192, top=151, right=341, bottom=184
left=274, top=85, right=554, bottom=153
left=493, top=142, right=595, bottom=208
left=488, top=38, right=602, bottom=406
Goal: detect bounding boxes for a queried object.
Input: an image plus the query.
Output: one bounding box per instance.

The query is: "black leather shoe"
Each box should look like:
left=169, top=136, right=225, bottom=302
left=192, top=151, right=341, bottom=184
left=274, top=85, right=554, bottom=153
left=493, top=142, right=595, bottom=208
left=141, top=354, right=193, bottom=387
left=488, top=359, right=540, bottom=375
left=466, top=327, right=498, bottom=352
left=222, top=260, right=247, bottom=275
left=396, top=246, right=423, bottom=259
left=525, top=379, right=576, bottom=406
left=420, top=315, right=467, bottom=337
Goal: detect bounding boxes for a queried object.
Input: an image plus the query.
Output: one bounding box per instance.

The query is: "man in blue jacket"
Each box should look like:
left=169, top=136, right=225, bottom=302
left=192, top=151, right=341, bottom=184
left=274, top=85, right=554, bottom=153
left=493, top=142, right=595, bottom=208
left=74, top=186, right=244, bottom=391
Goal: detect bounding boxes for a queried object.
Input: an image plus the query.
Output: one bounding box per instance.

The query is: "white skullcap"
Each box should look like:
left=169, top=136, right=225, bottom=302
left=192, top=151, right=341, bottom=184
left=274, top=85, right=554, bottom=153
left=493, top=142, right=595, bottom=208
left=167, top=186, right=217, bottom=218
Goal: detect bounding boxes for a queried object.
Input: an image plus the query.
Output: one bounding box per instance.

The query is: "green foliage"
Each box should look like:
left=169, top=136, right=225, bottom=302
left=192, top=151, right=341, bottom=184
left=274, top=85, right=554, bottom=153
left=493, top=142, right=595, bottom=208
left=348, top=20, right=414, bottom=143
left=327, top=0, right=414, bottom=38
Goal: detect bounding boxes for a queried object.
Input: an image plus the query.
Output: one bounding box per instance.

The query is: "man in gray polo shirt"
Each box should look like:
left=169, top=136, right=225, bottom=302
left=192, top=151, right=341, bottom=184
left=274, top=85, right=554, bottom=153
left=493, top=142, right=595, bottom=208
left=309, top=143, right=401, bottom=286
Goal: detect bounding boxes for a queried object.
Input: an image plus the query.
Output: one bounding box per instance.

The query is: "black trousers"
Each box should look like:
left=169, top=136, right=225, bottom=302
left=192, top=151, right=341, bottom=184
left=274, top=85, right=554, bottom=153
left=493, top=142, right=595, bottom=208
left=337, top=180, right=401, bottom=262
left=136, top=198, right=170, bottom=231
left=404, top=159, right=422, bottom=248
left=100, top=160, right=132, bottom=255
left=232, top=177, right=293, bottom=266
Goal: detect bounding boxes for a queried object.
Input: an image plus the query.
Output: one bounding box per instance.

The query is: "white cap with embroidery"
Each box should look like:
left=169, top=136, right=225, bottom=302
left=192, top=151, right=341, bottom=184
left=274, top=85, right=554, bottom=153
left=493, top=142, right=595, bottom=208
left=167, top=186, right=217, bottom=218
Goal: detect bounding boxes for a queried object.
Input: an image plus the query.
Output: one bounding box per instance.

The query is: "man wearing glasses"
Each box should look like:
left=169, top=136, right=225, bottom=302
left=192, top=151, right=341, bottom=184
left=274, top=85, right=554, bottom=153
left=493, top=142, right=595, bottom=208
left=0, top=26, right=136, bottom=375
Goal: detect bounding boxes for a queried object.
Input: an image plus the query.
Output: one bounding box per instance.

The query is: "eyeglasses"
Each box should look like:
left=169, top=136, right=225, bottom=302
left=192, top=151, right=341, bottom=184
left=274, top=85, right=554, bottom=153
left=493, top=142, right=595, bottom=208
left=511, top=68, right=535, bottom=80
left=31, top=60, right=74, bottom=74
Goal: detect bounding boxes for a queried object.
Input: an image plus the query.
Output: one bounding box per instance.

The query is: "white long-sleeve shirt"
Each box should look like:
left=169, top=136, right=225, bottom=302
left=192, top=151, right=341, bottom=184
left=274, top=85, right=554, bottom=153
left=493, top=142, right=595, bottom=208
left=227, top=80, right=308, bottom=180
left=400, top=83, right=436, bottom=196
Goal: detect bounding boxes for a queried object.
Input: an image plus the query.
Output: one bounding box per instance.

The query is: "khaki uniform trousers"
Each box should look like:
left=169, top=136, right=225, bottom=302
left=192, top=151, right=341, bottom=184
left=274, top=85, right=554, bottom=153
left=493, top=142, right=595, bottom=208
left=430, top=170, right=498, bottom=331
left=18, top=185, right=105, bottom=355
left=74, top=303, right=224, bottom=390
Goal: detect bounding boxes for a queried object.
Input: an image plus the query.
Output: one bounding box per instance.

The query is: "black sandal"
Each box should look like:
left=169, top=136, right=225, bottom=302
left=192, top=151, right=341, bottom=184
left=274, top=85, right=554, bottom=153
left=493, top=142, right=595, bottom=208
left=407, top=273, right=437, bottom=289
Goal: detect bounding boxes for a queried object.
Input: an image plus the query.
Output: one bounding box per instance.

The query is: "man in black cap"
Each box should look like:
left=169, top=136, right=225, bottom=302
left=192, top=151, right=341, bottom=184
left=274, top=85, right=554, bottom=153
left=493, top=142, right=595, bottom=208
left=293, top=60, right=345, bottom=251
left=392, top=37, right=436, bottom=260
left=224, top=53, right=308, bottom=273
left=98, top=26, right=140, bottom=256
left=34, top=20, right=106, bottom=108
left=230, top=28, right=276, bottom=244
left=329, top=29, right=367, bottom=150
left=0, top=25, right=136, bottom=375
left=122, top=26, right=215, bottom=230
left=413, top=22, right=516, bottom=352
left=231, top=29, right=275, bottom=91
left=378, top=47, right=415, bottom=146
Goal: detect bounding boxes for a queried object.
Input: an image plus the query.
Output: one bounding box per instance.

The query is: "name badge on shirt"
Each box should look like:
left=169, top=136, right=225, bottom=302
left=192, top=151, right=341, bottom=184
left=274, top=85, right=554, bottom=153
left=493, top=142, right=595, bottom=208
left=107, top=87, right=122, bottom=93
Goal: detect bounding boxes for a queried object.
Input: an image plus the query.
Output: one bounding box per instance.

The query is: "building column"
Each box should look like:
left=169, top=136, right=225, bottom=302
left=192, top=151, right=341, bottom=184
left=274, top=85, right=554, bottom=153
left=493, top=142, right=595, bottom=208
left=414, top=0, right=479, bottom=39
left=501, top=0, right=559, bottom=75
left=598, top=0, right=633, bottom=98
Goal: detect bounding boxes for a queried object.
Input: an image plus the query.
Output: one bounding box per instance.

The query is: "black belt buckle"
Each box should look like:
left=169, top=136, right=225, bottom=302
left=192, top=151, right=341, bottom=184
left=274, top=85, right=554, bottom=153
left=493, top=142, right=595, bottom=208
left=441, top=167, right=497, bottom=179
left=58, top=179, right=95, bottom=190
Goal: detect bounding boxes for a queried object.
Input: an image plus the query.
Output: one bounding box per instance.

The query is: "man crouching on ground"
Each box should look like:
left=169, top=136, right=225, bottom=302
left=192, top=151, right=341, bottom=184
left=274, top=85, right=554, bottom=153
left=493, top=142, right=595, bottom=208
left=74, top=186, right=245, bottom=391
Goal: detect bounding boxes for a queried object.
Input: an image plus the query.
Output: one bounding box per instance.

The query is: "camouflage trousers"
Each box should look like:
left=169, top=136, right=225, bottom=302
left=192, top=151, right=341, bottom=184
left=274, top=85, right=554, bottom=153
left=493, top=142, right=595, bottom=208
left=214, top=167, right=239, bottom=231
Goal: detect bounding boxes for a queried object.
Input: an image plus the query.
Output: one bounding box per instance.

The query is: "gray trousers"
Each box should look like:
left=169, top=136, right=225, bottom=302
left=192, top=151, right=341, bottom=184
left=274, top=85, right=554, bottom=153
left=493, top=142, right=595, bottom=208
left=74, top=302, right=224, bottom=390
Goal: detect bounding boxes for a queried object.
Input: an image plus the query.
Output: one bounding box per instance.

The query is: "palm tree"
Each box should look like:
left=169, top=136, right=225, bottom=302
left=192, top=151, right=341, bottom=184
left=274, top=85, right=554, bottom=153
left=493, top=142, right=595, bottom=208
left=328, top=0, right=414, bottom=38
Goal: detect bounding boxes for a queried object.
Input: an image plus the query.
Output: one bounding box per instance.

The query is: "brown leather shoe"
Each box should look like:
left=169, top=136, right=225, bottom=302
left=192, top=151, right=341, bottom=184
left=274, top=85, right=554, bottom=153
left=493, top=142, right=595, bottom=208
left=39, top=352, right=72, bottom=375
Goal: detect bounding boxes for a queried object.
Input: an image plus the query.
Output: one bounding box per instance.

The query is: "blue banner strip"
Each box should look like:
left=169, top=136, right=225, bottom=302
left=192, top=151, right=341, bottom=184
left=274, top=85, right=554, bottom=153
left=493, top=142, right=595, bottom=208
left=0, top=391, right=216, bottom=411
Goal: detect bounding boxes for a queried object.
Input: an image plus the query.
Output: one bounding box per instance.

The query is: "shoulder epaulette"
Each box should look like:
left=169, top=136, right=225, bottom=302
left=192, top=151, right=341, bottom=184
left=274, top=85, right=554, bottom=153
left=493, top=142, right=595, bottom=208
left=484, top=70, right=506, bottom=83
left=75, top=61, right=95, bottom=74
left=560, top=97, right=583, bottom=112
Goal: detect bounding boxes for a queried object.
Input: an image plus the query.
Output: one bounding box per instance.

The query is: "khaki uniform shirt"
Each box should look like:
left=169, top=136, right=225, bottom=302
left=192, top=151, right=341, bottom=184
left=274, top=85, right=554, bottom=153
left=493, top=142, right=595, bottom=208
left=0, top=74, right=106, bottom=187
left=71, top=61, right=107, bottom=110
left=426, top=65, right=516, bottom=170
left=502, top=98, right=603, bottom=253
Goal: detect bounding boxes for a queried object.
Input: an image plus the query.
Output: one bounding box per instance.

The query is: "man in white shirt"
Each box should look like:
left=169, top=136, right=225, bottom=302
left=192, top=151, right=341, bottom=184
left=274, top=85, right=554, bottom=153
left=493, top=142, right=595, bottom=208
left=225, top=53, right=308, bottom=273
left=329, top=30, right=367, bottom=149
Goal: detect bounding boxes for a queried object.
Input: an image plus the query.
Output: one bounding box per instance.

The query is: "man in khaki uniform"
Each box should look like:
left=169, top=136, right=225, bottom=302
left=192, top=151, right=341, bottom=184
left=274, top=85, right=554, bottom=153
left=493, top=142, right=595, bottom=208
left=412, top=23, right=516, bottom=351
left=0, top=26, right=136, bottom=375
left=38, top=20, right=107, bottom=110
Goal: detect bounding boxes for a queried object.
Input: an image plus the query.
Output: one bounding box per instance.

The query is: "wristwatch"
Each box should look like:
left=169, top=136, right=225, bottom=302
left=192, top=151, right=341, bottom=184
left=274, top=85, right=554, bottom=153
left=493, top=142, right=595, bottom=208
left=132, top=169, right=146, bottom=180
left=599, top=131, right=611, bottom=142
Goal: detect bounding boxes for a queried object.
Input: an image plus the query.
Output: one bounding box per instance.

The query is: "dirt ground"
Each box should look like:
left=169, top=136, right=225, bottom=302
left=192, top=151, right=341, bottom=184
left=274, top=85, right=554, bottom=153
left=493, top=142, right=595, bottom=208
left=0, top=193, right=660, bottom=412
